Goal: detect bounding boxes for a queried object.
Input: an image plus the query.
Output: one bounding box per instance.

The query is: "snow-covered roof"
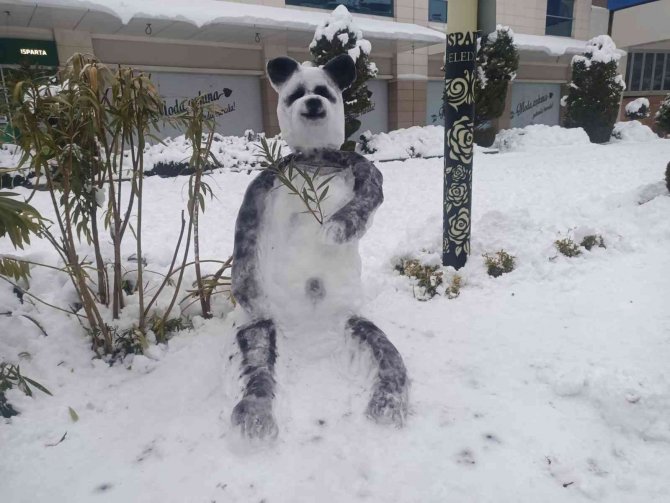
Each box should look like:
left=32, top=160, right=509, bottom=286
left=2, top=0, right=445, bottom=45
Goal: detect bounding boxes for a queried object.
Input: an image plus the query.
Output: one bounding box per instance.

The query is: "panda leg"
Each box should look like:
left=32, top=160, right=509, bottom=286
left=231, top=318, right=279, bottom=439
left=346, top=316, right=409, bottom=426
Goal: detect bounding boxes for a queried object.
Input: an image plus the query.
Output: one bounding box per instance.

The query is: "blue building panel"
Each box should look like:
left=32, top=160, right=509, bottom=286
left=607, top=0, right=659, bottom=11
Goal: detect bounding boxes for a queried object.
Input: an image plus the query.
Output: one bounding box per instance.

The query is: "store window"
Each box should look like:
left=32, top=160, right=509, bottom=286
left=286, top=0, right=393, bottom=17
left=626, top=52, right=670, bottom=92
left=545, top=0, right=574, bottom=37
left=429, top=0, right=447, bottom=23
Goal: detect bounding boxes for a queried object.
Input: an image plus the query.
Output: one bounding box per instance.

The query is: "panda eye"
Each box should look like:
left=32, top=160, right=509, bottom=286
left=314, top=85, right=336, bottom=103
left=286, top=86, right=305, bottom=106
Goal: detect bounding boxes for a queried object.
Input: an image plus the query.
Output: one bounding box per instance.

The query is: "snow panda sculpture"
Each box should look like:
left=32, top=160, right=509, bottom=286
left=230, top=54, right=408, bottom=439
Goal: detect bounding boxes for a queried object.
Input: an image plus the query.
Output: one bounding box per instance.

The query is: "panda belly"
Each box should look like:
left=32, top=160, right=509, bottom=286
left=258, top=171, right=362, bottom=324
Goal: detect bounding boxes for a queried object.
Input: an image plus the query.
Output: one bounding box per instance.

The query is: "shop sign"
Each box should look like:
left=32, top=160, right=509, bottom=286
left=150, top=72, right=263, bottom=137
left=510, top=82, right=561, bottom=128
left=0, top=39, right=59, bottom=67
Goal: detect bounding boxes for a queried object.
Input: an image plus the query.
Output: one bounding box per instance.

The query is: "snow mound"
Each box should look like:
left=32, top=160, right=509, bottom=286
left=359, top=125, right=445, bottom=161
left=142, top=132, right=287, bottom=173
left=493, top=124, right=591, bottom=152
left=625, top=98, right=650, bottom=116
left=611, top=121, right=659, bottom=143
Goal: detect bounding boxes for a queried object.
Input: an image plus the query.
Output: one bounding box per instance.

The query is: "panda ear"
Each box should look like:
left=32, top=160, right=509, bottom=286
left=323, top=54, right=357, bottom=91
left=267, top=57, right=300, bottom=91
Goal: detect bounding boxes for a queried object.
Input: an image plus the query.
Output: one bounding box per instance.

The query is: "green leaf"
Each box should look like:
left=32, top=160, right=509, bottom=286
left=68, top=406, right=79, bottom=422
left=317, top=175, right=335, bottom=189
left=20, top=375, right=52, bottom=396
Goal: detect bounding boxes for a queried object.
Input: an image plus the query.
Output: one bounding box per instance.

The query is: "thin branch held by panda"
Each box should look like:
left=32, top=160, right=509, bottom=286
left=256, top=137, right=333, bottom=225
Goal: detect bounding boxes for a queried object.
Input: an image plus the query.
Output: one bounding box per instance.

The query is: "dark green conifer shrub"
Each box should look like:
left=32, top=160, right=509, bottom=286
left=564, top=36, right=625, bottom=143
left=655, top=94, right=670, bottom=136
left=310, top=5, right=378, bottom=149
left=474, top=25, right=519, bottom=146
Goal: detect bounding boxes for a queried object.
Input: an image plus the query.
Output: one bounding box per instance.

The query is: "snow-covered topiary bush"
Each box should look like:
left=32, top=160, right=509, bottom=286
left=624, top=98, right=650, bottom=120
left=474, top=25, right=519, bottom=146
left=563, top=35, right=625, bottom=144
left=310, top=5, right=378, bottom=149
left=655, top=93, right=670, bottom=136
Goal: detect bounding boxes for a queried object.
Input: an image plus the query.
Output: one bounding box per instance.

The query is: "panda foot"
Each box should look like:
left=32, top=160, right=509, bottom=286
left=366, top=383, right=408, bottom=427
left=231, top=396, right=279, bottom=440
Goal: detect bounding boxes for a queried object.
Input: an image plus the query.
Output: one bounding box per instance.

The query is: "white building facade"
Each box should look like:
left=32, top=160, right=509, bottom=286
left=609, top=0, right=670, bottom=131
left=0, top=0, right=618, bottom=137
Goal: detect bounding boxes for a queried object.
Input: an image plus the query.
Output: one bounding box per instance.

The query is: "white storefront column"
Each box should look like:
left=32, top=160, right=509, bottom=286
left=53, top=29, right=95, bottom=66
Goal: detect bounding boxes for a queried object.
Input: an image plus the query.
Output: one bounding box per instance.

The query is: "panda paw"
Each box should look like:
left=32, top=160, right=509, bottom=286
left=320, top=218, right=347, bottom=245
left=366, top=383, right=408, bottom=427
left=321, top=217, right=357, bottom=245
left=231, top=396, right=279, bottom=440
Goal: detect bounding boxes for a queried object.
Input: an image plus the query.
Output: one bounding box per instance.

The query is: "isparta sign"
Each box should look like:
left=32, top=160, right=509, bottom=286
left=150, top=72, right=263, bottom=137
left=0, top=38, right=58, bottom=66
left=510, top=82, right=561, bottom=128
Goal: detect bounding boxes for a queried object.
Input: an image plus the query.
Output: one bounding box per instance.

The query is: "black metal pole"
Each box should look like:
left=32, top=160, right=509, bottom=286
left=443, top=2, right=477, bottom=269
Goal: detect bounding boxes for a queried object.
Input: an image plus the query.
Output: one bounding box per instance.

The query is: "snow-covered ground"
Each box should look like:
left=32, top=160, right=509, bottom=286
left=1, top=128, right=670, bottom=502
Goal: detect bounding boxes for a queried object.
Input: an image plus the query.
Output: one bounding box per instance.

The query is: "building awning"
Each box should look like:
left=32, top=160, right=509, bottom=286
left=0, top=0, right=446, bottom=53
left=513, top=33, right=589, bottom=57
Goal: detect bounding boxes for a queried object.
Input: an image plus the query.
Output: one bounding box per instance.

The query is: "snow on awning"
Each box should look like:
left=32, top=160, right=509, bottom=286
left=513, top=33, right=627, bottom=59
left=513, top=33, right=589, bottom=57
left=1, top=0, right=445, bottom=48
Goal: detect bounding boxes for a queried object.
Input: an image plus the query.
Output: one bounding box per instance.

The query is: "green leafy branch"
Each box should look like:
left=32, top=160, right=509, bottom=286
left=0, top=191, right=43, bottom=250
left=256, top=137, right=334, bottom=225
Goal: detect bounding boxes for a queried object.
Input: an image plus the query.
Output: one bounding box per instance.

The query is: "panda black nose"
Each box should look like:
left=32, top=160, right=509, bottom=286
left=305, top=97, right=323, bottom=114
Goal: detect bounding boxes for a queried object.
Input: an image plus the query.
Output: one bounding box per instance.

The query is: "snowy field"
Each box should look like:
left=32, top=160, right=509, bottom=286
left=1, top=128, right=670, bottom=502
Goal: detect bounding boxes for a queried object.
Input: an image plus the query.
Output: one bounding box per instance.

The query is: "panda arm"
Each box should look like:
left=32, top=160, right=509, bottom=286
left=323, top=156, right=384, bottom=243
left=231, top=169, right=276, bottom=313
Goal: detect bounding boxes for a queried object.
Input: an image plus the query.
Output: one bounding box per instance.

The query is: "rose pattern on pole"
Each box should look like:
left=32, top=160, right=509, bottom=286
left=443, top=30, right=476, bottom=268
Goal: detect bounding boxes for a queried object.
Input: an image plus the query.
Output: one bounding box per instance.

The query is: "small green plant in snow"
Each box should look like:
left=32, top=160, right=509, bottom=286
left=483, top=250, right=516, bottom=277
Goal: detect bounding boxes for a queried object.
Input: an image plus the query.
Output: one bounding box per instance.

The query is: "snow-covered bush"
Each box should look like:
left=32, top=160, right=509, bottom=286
left=580, top=234, right=606, bottom=251
left=310, top=5, right=378, bottom=148
left=483, top=250, right=516, bottom=278
left=474, top=25, right=519, bottom=146
left=394, top=257, right=443, bottom=301
left=555, top=236, right=582, bottom=257
left=493, top=124, right=590, bottom=152
left=610, top=120, right=659, bottom=142
left=564, top=35, right=625, bottom=144
left=655, top=93, right=670, bottom=135
left=143, top=131, right=282, bottom=175
left=624, top=98, right=650, bottom=120
left=358, top=130, right=376, bottom=154
left=357, top=125, right=445, bottom=160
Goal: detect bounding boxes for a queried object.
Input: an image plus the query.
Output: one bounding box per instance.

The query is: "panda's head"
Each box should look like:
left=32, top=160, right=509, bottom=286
left=267, top=55, right=356, bottom=151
